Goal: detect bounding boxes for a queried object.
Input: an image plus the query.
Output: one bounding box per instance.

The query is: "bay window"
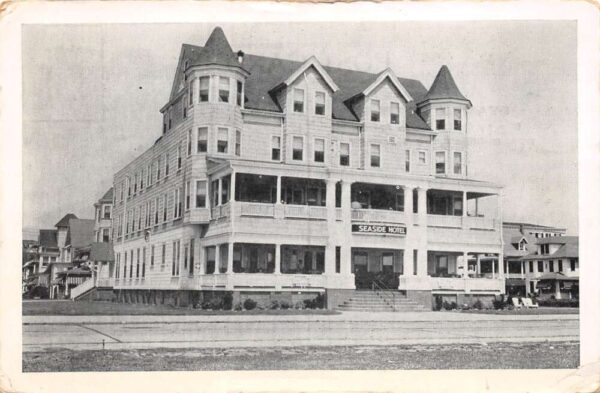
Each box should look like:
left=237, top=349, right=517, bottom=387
left=219, top=76, right=230, bottom=103
left=195, top=180, right=207, bottom=208
left=454, top=108, right=462, bottom=130
left=199, top=76, right=209, bottom=102
left=436, top=108, right=446, bottom=130
left=197, top=127, right=208, bottom=153
left=340, top=142, right=350, bottom=166
left=453, top=152, right=462, bottom=175
left=217, top=128, right=228, bottom=153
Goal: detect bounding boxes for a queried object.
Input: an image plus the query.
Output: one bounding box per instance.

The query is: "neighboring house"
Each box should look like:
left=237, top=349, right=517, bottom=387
left=55, top=213, right=78, bottom=262
left=110, top=26, right=505, bottom=310
left=94, top=187, right=114, bottom=243
left=503, top=222, right=577, bottom=299
left=22, top=229, right=60, bottom=295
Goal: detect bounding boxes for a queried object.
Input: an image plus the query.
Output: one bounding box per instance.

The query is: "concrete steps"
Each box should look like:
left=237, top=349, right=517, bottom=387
left=335, top=291, right=428, bottom=312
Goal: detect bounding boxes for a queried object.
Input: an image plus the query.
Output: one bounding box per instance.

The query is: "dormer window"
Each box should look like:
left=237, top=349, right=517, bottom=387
left=435, top=108, right=446, bottom=130
left=293, top=88, right=304, bottom=113
left=199, top=77, right=209, bottom=102
left=370, top=100, right=380, bottom=122
left=454, top=109, right=462, bottom=130
left=219, top=77, right=230, bottom=103
left=315, top=91, right=325, bottom=115
left=390, top=102, right=400, bottom=124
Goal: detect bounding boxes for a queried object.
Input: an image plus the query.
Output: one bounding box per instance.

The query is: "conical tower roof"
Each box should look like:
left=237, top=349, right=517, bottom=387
left=420, top=65, right=469, bottom=103
left=195, top=26, right=244, bottom=70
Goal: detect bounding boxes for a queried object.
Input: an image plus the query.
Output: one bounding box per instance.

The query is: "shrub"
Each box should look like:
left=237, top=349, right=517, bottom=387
left=442, top=300, right=457, bottom=311
left=294, top=301, right=305, bottom=309
left=209, top=297, right=223, bottom=310
left=433, top=295, right=443, bottom=311
left=538, top=298, right=579, bottom=308
left=492, top=297, right=506, bottom=310
left=280, top=300, right=291, bottom=310
left=201, top=301, right=212, bottom=310
left=243, top=298, right=257, bottom=310
left=304, top=294, right=325, bottom=309
left=222, top=293, right=233, bottom=310
left=269, top=300, right=280, bottom=310
left=472, top=299, right=484, bottom=310
left=233, top=302, right=243, bottom=311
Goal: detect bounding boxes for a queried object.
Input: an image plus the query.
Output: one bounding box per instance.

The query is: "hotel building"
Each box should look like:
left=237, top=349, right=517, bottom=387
left=111, top=27, right=505, bottom=309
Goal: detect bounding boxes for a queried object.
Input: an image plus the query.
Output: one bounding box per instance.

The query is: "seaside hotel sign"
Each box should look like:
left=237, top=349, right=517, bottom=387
left=352, top=224, right=407, bottom=236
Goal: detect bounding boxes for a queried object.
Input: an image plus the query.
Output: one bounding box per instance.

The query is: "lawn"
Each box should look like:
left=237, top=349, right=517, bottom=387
left=23, top=341, right=579, bottom=372
left=459, top=307, right=579, bottom=315
left=22, top=300, right=338, bottom=316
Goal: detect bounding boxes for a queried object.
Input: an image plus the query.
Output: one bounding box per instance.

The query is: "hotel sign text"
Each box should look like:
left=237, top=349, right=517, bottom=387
left=352, top=224, right=407, bottom=236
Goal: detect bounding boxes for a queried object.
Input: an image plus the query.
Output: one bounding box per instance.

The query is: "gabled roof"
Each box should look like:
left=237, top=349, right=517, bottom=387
left=55, top=213, right=78, bottom=228
left=418, top=65, right=471, bottom=106
left=98, top=187, right=113, bottom=203
left=520, top=238, right=578, bottom=261
left=38, top=229, right=58, bottom=248
left=535, top=236, right=578, bottom=245
left=358, top=68, right=413, bottom=102
left=271, top=56, right=339, bottom=93
left=65, top=219, right=95, bottom=249
left=90, top=242, right=115, bottom=262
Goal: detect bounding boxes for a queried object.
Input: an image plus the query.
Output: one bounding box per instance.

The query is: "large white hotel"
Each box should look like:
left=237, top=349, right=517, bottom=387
left=111, top=27, right=505, bottom=310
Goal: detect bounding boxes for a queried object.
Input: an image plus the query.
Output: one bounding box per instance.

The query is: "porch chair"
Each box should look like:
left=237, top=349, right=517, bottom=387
left=511, top=297, right=522, bottom=309
left=522, top=297, right=539, bottom=309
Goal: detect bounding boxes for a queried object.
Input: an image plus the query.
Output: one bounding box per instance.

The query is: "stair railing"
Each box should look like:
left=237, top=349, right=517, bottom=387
left=371, top=279, right=396, bottom=311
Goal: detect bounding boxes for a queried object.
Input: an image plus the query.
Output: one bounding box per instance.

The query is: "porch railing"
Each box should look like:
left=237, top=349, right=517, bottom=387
left=239, top=202, right=275, bottom=217
left=372, top=279, right=396, bottom=312
left=283, top=205, right=327, bottom=220
left=427, top=214, right=462, bottom=228
left=70, top=276, right=96, bottom=300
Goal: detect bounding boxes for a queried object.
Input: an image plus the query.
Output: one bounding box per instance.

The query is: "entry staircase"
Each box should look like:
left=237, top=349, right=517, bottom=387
left=336, top=280, right=428, bottom=312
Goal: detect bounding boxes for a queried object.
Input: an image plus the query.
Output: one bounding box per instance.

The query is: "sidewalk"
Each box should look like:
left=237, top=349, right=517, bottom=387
left=23, top=311, right=579, bottom=325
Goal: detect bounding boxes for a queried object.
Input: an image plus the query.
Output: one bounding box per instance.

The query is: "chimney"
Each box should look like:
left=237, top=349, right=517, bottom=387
left=237, top=50, right=244, bottom=64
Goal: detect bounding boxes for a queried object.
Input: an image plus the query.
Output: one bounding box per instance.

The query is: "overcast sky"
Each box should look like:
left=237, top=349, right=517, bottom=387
left=22, top=21, right=578, bottom=234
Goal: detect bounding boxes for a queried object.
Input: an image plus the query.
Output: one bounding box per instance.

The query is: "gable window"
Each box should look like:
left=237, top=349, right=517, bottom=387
left=292, top=136, right=303, bottom=161
left=315, top=91, right=325, bottom=115
left=218, top=77, right=229, bottom=103
left=237, top=81, right=243, bottom=106
left=390, top=102, right=400, bottom=124
left=197, top=127, right=208, bottom=153
left=196, top=180, right=207, bottom=208
left=271, top=136, right=281, bottom=161
left=435, top=151, right=446, bottom=175
left=235, top=130, right=241, bottom=156
left=340, top=142, right=350, bottom=166
left=453, top=152, right=463, bottom=175
left=454, top=109, right=462, bottom=130
left=370, top=144, right=380, bottom=167
left=436, top=108, right=446, bottom=130
left=293, top=88, right=304, bottom=113
left=199, top=76, right=209, bottom=102
left=217, top=128, right=229, bottom=153
left=418, top=151, right=427, bottom=164
left=314, top=138, right=325, bottom=163
left=370, top=100, right=380, bottom=122
left=187, top=129, right=192, bottom=156
left=405, top=150, right=410, bottom=172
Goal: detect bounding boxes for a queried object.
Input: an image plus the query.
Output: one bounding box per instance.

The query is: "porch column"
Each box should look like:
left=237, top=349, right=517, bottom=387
left=276, top=176, right=282, bottom=204
left=206, top=180, right=212, bottom=218
left=498, top=251, right=505, bottom=278
left=274, top=244, right=281, bottom=273
left=492, top=257, right=496, bottom=279
left=215, top=244, right=221, bottom=273
left=520, top=261, right=524, bottom=278
left=554, top=281, right=562, bottom=299
left=462, top=191, right=467, bottom=217
left=230, top=171, right=236, bottom=203
left=218, top=178, right=223, bottom=205
left=403, top=185, right=414, bottom=226
left=226, top=242, right=234, bottom=273
left=403, top=249, right=414, bottom=276
left=325, top=179, right=337, bottom=274
left=476, top=254, right=481, bottom=276
left=417, top=187, right=427, bottom=225
left=416, top=248, right=428, bottom=277
left=462, top=251, right=469, bottom=278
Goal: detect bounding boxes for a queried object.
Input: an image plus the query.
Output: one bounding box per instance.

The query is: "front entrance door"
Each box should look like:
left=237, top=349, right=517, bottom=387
left=352, top=250, right=400, bottom=289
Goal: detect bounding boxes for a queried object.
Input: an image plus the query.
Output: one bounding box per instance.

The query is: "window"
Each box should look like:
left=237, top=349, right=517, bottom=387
left=146, top=165, right=151, bottom=186
left=335, top=246, right=341, bottom=273
left=370, top=99, right=380, bottom=122
left=292, top=136, right=303, bottom=161
left=165, top=153, right=170, bottom=177
left=340, top=142, right=350, bottom=166
left=189, top=78, right=194, bottom=106
left=136, top=248, right=140, bottom=278
left=436, top=108, right=446, bottom=130
left=293, top=88, right=304, bottom=113
left=102, top=228, right=110, bottom=242
left=237, top=81, right=243, bottom=106
left=435, top=151, right=446, bottom=174
left=133, top=173, right=138, bottom=194
left=217, top=128, right=228, bottom=153
left=453, top=152, right=462, bottom=175
left=218, top=76, right=229, bottom=102
left=142, top=247, right=146, bottom=278
left=157, top=156, right=162, bottom=181
left=163, top=193, right=168, bottom=222
left=221, top=176, right=230, bottom=203
left=570, top=259, right=576, bottom=271
left=549, top=261, right=554, bottom=272
left=177, top=143, right=182, bottom=169
left=370, top=144, right=380, bottom=167
left=185, top=181, right=191, bottom=210
left=196, top=180, right=207, bottom=208
left=103, top=205, right=111, bottom=219
left=454, top=109, right=462, bottom=130
left=529, top=261, right=534, bottom=273
left=418, top=151, right=427, bottom=164
left=537, top=260, right=544, bottom=272
left=161, top=243, right=166, bottom=266
left=211, top=180, right=219, bottom=207
left=197, top=127, right=208, bottom=153
left=154, top=197, right=159, bottom=225
left=189, top=239, right=195, bottom=275
left=271, top=136, right=281, bottom=161
left=199, top=76, right=209, bottom=102
left=184, top=244, right=189, bottom=271
left=140, top=168, right=145, bottom=189
left=187, top=129, right=192, bottom=156
left=173, top=188, right=181, bottom=218
left=172, top=241, right=180, bottom=276
left=390, top=102, right=400, bottom=124
left=405, top=150, right=410, bottom=172
left=314, top=138, right=325, bottom=163
left=315, top=91, right=325, bottom=115
left=558, top=260, right=563, bottom=272
left=235, top=130, right=241, bottom=156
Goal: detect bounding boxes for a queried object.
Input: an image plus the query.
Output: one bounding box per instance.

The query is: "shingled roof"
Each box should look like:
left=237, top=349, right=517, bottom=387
left=38, top=229, right=58, bottom=248
left=98, top=187, right=113, bottom=203
left=173, top=27, right=431, bottom=130
left=55, top=213, right=78, bottom=228
left=90, top=242, right=115, bottom=262
left=65, top=219, right=95, bottom=249
left=419, top=65, right=470, bottom=105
